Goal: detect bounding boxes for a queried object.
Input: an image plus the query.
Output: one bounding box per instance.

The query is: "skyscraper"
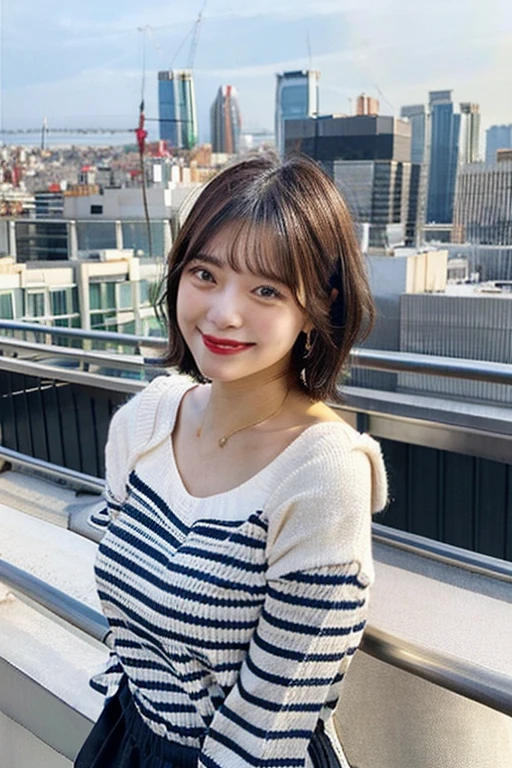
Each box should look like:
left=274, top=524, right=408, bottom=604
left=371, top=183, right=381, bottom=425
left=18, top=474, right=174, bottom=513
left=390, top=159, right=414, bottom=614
left=210, top=85, right=242, bottom=155
left=400, top=104, right=430, bottom=246
left=285, top=114, right=412, bottom=250
left=426, top=90, right=461, bottom=224
left=275, top=70, right=319, bottom=155
left=459, top=102, right=481, bottom=164
left=485, top=124, right=512, bottom=163
left=158, top=70, right=198, bottom=150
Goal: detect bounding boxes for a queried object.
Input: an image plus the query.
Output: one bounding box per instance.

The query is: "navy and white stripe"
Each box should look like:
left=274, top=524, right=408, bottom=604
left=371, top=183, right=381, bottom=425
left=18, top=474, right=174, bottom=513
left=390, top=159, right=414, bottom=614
left=92, top=470, right=369, bottom=766
left=89, top=375, right=387, bottom=768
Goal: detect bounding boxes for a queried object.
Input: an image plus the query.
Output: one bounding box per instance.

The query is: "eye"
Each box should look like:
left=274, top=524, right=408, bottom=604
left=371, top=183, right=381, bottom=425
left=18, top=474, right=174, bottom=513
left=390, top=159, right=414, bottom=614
left=190, top=267, right=215, bottom=283
left=254, top=285, right=283, bottom=300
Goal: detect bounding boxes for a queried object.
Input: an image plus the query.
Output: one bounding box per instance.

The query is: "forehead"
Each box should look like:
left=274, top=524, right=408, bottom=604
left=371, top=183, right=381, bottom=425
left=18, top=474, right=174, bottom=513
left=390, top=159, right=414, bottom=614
left=199, top=221, right=292, bottom=280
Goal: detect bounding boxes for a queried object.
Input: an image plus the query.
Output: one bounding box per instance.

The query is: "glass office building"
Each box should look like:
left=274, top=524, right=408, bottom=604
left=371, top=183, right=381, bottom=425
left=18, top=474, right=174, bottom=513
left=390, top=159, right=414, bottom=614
left=275, top=70, right=319, bottom=155
left=158, top=70, right=198, bottom=150
left=426, top=90, right=461, bottom=224
left=285, top=115, right=413, bottom=250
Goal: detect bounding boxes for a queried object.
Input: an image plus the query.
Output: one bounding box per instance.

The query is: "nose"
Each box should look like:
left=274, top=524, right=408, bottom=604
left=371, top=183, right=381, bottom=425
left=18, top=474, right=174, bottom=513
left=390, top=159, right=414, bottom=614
left=206, top=285, right=243, bottom=329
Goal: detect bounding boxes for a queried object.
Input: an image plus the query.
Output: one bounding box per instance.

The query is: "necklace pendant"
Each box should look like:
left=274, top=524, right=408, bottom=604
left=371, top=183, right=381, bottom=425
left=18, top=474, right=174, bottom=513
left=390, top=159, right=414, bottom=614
left=218, top=436, right=228, bottom=448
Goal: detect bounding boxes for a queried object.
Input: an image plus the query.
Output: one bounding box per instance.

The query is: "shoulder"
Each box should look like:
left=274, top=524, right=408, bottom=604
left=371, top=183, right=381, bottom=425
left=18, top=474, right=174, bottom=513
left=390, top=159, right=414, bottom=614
left=264, top=422, right=387, bottom=580
left=109, top=373, right=192, bottom=443
left=105, top=374, right=193, bottom=494
left=284, top=421, right=388, bottom=515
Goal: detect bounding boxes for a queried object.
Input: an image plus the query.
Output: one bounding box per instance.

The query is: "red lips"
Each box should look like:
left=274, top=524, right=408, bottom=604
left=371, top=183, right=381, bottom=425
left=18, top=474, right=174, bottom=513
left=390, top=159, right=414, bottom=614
left=201, top=333, right=254, bottom=355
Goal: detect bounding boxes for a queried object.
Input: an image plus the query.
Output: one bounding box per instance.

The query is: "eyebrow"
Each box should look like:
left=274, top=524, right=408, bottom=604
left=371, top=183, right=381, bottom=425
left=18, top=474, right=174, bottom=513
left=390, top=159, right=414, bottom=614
left=189, top=253, right=225, bottom=268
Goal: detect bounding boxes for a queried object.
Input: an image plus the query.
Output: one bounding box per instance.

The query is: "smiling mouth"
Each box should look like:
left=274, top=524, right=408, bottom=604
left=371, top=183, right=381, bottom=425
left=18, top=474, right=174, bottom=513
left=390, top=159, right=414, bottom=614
left=201, top=333, right=254, bottom=355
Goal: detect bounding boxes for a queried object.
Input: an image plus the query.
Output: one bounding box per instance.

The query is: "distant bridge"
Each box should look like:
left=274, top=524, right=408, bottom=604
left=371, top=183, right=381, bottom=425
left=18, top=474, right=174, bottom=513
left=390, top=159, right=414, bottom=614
left=1, top=127, right=134, bottom=135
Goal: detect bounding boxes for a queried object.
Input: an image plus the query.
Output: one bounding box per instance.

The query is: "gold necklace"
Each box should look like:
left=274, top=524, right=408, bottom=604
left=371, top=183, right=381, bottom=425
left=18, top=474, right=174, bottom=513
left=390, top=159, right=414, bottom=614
left=196, top=390, right=289, bottom=448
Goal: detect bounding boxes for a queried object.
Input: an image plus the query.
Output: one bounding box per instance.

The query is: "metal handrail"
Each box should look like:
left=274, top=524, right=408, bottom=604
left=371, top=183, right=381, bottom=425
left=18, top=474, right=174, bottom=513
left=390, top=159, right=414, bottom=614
left=350, top=349, right=512, bottom=386
left=0, top=447, right=104, bottom=494
left=0, top=319, right=166, bottom=349
left=2, top=320, right=512, bottom=385
left=0, top=355, right=147, bottom=394
left=0, top=557, right=510, bottom=716
left=372, top=523, right=512, bottom=584
left=362, top=626, right=512, bottom=717
left=0, top=559, right=110, bottom=643
left=0, top=337, right=160, bottom=373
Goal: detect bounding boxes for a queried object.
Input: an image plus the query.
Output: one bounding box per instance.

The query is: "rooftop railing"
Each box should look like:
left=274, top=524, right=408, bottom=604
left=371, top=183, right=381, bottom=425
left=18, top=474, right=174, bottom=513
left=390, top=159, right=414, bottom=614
left=2, top=319, right=512, bottom=386
left=1, top=319, right=511, bottom=559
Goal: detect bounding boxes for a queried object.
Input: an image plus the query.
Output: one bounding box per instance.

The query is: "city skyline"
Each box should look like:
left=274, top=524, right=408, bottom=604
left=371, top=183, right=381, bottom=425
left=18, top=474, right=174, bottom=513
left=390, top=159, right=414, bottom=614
left=0, top=0, right=511, bottom=144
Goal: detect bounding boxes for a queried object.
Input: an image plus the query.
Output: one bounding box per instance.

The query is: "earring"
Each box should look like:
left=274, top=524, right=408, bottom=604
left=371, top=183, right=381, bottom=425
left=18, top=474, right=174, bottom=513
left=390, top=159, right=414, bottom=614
left=304, top=330, right=313, bottom=354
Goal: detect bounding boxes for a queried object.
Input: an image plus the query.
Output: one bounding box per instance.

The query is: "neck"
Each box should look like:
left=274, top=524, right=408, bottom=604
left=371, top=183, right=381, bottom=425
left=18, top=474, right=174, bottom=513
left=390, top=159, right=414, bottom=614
left=199, top=362, right=295, bottom=443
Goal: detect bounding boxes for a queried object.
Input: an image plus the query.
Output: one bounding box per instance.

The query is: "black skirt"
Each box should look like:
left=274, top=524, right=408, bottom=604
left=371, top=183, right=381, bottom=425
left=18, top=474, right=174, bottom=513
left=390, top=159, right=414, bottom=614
left=75, top=678, right=342, bottom=768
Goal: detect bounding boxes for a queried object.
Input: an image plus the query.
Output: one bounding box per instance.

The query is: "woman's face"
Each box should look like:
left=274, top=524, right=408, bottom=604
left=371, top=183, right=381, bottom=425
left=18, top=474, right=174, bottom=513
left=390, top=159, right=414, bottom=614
left=176, top=227, right=309, bottom=385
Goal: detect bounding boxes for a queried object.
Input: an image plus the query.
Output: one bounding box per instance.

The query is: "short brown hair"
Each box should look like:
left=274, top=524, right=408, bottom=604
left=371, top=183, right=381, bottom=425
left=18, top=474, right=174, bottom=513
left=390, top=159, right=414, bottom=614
left=161, top=152, right=374, bottom=402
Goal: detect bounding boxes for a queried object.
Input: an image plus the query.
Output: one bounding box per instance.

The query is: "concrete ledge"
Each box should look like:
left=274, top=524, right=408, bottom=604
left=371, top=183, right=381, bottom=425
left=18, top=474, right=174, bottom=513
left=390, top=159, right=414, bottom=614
left=0, top=656, right=95, bottom=761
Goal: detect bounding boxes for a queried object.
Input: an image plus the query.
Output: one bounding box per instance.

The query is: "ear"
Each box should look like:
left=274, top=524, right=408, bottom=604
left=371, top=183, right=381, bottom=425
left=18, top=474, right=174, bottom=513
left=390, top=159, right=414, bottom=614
left=301, top=320, right=314, bottom=334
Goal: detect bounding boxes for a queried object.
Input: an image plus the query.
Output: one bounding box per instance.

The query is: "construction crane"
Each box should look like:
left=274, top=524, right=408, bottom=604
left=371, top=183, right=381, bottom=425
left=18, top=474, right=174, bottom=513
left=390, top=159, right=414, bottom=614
left=188, top=3, right=206, bottom=70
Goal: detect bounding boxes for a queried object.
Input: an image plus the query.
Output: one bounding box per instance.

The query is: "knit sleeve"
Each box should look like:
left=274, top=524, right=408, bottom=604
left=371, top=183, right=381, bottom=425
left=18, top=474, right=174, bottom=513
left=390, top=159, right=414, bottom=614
left=198, top=430, right=387, bottom=768
left=89, top=650, right=125, bottom=702
left=87, top=374, right=191, bottom=532
left=86, top=396, right=139, bottom=531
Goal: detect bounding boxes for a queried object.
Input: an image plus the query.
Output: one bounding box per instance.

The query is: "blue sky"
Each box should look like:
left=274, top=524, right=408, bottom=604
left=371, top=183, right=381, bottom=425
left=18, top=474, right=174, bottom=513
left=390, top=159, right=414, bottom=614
left=1, top=0, right=511, bottom=143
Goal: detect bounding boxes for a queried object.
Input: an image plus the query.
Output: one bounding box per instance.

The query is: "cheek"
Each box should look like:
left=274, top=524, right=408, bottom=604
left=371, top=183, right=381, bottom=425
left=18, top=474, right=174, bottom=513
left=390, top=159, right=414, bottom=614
left=176, top=277, right=196, bottom=312
left=176, top=280, right=193, bottom=333
left=263, top=311, right=305, bottom=346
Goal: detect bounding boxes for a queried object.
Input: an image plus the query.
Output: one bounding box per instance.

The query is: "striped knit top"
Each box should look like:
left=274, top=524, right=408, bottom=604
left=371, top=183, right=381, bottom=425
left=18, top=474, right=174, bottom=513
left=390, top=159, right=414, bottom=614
left=89, top=375, right=387, bottom=768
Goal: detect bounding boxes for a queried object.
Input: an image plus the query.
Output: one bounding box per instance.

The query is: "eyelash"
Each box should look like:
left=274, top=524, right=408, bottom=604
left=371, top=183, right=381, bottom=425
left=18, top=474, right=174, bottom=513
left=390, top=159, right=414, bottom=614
left=190, top=267, right=215, bottom=282
left=254, top=285, right=283, bottom=300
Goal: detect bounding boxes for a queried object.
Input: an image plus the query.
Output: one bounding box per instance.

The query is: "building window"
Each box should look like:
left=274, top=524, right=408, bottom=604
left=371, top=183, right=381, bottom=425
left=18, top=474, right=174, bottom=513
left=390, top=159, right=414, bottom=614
left=26, top=291, right=46, bottom=318
left=0, top=292, right=14, bottom=319
left=89, top=282, right=116, bottom=311
left=89, top=281, right=119, bottom=331
left=50, top=289, right=67, bottom=317
left=118, top=282, right=133, bottom=310
left=139, top=280, right=151, bottom=306
left=89, top=283, right=101, bottom=311
left=49, top=287, right=80, bottom=331
left=90, top=205, right=103, bottom=215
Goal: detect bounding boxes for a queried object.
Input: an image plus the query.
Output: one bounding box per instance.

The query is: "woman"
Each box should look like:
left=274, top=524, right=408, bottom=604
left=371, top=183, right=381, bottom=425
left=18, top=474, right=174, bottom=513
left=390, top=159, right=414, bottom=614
left=77, top=153, right=387, bottom=768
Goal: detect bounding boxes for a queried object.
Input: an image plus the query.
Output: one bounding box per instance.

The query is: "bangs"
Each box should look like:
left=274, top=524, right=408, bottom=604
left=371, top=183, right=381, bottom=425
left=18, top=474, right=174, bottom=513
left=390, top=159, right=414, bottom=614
left=184, top=218, right=306, bottom=302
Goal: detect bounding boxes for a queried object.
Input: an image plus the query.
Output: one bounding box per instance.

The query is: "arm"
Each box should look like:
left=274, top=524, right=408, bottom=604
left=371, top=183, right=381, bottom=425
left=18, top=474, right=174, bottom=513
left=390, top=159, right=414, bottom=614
left=199, top=431, right=387, bottom=768
left=87, top=375, right=188, bottom=532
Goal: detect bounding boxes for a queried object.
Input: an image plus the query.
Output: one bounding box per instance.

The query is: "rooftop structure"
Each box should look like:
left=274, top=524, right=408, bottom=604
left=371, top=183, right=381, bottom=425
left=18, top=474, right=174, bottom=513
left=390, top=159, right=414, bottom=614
left=356, top=94, right=379, bottom=116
